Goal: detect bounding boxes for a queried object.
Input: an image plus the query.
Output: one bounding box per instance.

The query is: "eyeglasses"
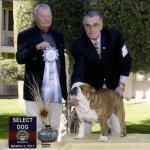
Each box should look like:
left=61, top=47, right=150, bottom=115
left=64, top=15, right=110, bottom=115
left=84, top=23, right=101, bottom=30
left=38, top=15, right=52, bottom=20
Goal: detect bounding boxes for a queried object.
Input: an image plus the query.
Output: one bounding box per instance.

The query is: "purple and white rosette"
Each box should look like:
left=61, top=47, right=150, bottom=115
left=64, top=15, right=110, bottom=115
left=42, top=46, right=62, bottom=104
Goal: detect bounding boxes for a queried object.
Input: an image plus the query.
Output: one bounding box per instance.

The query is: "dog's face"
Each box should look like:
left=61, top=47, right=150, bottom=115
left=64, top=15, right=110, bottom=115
left=80, top=84, right=98, bottom=109
left=69, top=83, right=99, bottom=124
left=69, top=83, right=96, bottom=108
left=79, top=84, right=96, bottom=99
left=69, top=83, right=94, bottom=99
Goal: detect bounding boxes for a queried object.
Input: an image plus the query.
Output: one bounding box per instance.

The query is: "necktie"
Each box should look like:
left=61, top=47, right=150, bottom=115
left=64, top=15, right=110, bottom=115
left=93, top=42, right=101, bottom=58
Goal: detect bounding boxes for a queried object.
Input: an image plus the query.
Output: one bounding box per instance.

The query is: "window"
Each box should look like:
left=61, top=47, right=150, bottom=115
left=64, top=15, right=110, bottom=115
left=2, top=8, right=14, bottom=46
left=2, top=9, right=13, bottom=31
left=8, top=10, right=13, bottom=31
left=2, top=9, right=6, bottom=30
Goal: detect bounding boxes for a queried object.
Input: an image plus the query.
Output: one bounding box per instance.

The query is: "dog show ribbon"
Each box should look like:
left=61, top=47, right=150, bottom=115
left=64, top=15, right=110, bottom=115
left=42, top=46, right=62, bottom=104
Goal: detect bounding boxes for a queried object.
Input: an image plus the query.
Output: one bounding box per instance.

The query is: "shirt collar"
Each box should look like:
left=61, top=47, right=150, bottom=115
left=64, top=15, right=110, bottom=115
left=91, top=35, right=101, bottom=48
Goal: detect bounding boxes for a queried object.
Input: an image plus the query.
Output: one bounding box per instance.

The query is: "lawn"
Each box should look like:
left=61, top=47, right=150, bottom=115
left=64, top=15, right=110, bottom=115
left=92, top=100, right=150, bottom=134
left=0, top=99, right=150, bottom=139
left=0, top=99, right=26, bottom=139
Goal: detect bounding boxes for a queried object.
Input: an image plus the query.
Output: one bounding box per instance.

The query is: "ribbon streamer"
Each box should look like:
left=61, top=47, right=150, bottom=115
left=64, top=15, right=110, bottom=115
left=42, top=46, right=62, bottom=104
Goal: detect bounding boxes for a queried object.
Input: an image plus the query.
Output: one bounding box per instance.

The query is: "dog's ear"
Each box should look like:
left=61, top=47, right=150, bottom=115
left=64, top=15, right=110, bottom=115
left=80, top=85, right=87, bottom=93
left=80, top=84, right=94, bottom=92
left=80, top=85, right=92, bottom=99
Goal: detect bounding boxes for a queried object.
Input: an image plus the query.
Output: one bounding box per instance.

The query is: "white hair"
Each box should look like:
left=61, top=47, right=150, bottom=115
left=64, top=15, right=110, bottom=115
left=33, top=4, right=51, bottom=16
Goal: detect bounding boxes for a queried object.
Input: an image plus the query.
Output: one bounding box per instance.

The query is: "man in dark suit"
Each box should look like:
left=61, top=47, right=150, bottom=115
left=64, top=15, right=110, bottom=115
left=16, top=4, right=67, bottom=136
left=68, top=11, right=132, bottom=134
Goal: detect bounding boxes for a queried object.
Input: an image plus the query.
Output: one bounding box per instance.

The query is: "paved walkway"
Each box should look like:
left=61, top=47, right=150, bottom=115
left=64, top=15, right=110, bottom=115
left=1, top=134, right=150, bottom=150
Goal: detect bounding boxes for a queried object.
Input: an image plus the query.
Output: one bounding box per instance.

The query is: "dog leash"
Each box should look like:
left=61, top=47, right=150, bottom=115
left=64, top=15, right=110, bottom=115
left=76, top=106, right=91, bottom=114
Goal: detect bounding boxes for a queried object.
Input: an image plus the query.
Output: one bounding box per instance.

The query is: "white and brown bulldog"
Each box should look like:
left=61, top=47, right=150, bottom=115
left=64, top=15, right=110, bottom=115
left=69, top=82, right=126, bottom=142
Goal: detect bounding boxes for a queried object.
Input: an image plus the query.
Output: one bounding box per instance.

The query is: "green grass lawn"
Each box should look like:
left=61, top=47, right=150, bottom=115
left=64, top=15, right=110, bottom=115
left=0, top=99, right=150, bottom=139
left=92, top=100, right=150, bottom=134
left=0, top=99, right=26, bottom=139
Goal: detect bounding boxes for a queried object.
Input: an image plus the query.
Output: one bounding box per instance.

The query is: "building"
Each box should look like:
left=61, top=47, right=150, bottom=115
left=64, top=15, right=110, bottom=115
left=0, top=0, right=17, bottom=96
left=0, top=0, right=150, bottom=99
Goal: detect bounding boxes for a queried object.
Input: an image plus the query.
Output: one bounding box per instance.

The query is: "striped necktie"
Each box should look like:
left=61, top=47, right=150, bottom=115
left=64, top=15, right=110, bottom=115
left=93, top=42, right=101, bottom=58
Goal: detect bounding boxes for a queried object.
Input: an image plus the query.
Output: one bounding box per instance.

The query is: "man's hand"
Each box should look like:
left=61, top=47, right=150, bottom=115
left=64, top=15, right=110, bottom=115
left=115, top=83, right=125, bottom=97
left=36, top=41, right=49, bottom=50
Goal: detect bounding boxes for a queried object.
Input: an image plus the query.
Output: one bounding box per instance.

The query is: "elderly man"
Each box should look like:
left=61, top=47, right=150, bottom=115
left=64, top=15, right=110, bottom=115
left=16, top=4, right=67, bottom=135
left=68, top=11, right=132, bottom=134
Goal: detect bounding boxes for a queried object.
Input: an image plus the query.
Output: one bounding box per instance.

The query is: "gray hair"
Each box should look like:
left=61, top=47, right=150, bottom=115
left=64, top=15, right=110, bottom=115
left=33, top=4, right=51, bottom=16
left=83, top=11, right=103, bottom=23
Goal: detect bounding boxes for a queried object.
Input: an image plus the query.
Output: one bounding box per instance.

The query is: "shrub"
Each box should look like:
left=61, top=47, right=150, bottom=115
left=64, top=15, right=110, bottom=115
left=16, top=0, right=36, bottom=32
left=0, top=59, right=24, bottom=84
left=93, top=0, right=150, bottom=72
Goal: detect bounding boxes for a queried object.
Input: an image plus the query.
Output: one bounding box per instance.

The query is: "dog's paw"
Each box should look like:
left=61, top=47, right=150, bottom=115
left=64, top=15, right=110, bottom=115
left=98, top=135, right=108, bottom=142
left=74, top=134, right=84, bottom=139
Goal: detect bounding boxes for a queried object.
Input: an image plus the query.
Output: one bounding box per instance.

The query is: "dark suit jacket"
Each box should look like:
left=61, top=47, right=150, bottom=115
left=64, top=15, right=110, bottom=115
left=16, top=26, right=67, bottom=101
left=71, top=27, right=132, bottom=90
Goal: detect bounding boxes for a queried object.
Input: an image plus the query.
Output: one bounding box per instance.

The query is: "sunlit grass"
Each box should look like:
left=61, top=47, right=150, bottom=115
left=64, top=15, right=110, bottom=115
left=0, top=99, right=26, bottom=139
left=92, top=100, right=150, bottom=134
left=0, top=99, right=150, bottom=139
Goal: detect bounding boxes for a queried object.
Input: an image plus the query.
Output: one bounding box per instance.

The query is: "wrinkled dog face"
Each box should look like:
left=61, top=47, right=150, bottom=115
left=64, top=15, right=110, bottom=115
left=69, top=87, right=78, bottom=97
left=69, top=84, right=90, bottom=103
left=80, top=84, right=94, bottom=100
left=69, top=86, right=83, bottom=100
left=69, top=84, right=97, bottom=108
left=69, top=83, right=96, bottom=100
left=79, top=84, right=98, bottom=109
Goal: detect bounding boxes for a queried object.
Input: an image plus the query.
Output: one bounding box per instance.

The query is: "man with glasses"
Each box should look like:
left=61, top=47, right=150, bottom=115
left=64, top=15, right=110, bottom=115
left=68, top=11, right=132, bottom=135
left=16, top=4, right=67, bottom=138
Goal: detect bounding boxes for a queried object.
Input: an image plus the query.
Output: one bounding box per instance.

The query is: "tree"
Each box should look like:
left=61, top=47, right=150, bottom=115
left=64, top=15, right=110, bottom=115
left=37, top=0, right=90, bottom=74
left=93, top=0, right=150, bottom=72
left=13, top=0, right=37, bottom=47
left=38, top=0, right=90, bottom=46
left=14, top=0, right=150, bottom=72
left=15, top=0, right=90, bottom=74
left=15, top=0, right=36, bottom=33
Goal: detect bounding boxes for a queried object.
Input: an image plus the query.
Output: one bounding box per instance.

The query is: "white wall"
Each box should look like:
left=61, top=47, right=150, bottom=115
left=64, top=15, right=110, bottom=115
left=133, top=81, right=150, bottom=98
left=124, top=73, right=133, bottom=99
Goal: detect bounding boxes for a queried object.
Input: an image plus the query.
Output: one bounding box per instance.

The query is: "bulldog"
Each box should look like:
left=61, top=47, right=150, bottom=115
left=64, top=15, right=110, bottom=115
left=69, top=82, right=126, bottom=142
